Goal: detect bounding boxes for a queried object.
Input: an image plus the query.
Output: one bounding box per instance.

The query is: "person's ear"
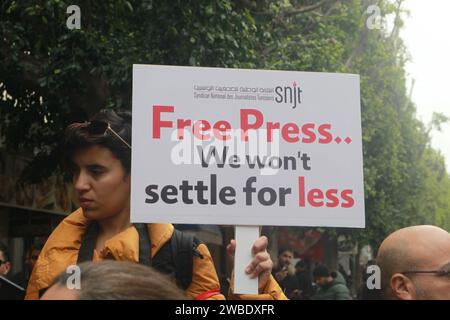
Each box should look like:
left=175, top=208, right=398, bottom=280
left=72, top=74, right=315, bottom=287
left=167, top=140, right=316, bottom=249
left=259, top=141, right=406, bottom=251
left=390, top=273, right=416, bottom=300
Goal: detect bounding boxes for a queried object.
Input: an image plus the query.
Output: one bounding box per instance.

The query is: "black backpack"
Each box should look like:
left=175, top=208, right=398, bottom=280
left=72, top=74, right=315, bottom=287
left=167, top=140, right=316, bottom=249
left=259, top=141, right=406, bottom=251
left=77, top=222, right=203, bottom=290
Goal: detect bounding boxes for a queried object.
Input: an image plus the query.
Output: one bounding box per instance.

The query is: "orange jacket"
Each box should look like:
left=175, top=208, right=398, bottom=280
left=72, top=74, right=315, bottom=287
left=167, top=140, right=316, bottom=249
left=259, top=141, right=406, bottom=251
left=26, top=208, right=286, bottom=300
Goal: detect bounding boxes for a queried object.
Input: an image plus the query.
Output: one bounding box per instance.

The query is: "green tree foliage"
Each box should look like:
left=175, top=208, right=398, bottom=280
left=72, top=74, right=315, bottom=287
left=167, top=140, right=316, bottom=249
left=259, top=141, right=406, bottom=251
left=1, top=0, right=449, bottom=246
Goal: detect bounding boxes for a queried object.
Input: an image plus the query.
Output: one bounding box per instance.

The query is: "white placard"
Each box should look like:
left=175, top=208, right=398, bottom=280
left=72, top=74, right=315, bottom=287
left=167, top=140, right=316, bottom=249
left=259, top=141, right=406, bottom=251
left=131, top=64, right=365, bottom=228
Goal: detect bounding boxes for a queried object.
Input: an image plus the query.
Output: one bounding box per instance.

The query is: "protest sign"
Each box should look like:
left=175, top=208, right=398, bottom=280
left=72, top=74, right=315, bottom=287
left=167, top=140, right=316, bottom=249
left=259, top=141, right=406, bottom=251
left=131, top=65, right=364, bottom=227
left=131, top=65, right=364, bottom=293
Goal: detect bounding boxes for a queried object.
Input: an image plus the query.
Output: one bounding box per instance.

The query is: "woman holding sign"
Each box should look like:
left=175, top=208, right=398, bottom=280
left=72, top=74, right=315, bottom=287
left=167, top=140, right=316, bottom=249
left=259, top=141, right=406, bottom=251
left=25, top=110, right=285, bottom=300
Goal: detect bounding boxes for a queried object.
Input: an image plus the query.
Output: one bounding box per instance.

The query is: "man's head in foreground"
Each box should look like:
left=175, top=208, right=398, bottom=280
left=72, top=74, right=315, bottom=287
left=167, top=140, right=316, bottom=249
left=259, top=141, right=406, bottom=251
left=41, top=260, right=187, bottom=300
left=377, top=225, right=450, bottom=300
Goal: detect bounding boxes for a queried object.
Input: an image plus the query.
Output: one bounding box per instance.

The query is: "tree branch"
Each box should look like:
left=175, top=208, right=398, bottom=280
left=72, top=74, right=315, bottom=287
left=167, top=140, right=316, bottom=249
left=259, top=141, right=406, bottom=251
left=344, top=0, right=378, bottom=68
left=253, top=0, right=331, bottom=17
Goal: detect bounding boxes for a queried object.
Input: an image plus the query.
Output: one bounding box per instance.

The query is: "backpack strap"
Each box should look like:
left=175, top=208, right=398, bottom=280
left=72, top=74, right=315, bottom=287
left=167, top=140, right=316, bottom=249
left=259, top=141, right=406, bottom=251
left=134, top=223, right=151, bottom=266
left=77, top=221, right=99, bottom=264
left=171, top=229, right=193, bottom=290
left=148, top=229, right=204, bottom=290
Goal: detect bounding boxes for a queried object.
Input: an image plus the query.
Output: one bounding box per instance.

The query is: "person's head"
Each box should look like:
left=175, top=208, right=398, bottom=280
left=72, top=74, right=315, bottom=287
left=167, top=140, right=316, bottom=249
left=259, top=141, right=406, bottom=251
left=377, top=225, right=450, bottom=300
left=277, top=247, right=294, bottom=268
left=41, top=260, right=187, bottom=300
left=25, top=244, right=42, bottom=272
left=63, top=110, right=132, bottom=222
left=0, top=244, right=11, bottom=276
left=313, top=264, right=332, bottom=287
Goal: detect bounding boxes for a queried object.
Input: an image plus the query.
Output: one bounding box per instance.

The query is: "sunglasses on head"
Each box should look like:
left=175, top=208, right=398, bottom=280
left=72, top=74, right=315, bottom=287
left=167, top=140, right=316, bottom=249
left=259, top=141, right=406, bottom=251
left=86, top=120, right=131, bottom=149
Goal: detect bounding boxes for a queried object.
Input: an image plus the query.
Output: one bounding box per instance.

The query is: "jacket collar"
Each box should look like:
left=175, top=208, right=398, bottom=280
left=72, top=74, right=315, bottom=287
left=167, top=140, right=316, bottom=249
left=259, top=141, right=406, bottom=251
left=62, top=208, right=174, bottom=260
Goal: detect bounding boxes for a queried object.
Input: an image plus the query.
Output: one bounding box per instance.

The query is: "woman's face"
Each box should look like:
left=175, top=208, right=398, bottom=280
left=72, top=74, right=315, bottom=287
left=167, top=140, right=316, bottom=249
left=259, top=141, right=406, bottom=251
left=71, top=145, right=131, bottom=221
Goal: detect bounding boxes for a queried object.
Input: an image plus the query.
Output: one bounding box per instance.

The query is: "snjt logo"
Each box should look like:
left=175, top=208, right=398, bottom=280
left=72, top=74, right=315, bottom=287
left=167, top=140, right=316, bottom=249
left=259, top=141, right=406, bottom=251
left=275, top=81, right=303, bottom=109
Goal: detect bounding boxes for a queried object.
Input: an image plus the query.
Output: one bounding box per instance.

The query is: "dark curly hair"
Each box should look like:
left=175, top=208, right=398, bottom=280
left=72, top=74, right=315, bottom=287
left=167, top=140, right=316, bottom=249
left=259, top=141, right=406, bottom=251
left=62, top=110, right=132, bottom=174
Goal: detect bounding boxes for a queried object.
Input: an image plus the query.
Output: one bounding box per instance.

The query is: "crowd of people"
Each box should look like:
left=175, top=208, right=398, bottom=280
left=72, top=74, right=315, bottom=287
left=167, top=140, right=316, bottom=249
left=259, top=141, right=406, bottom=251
left=272, top=247, right=351, bottom=300
left=0, top=110, right=448, bottom=300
